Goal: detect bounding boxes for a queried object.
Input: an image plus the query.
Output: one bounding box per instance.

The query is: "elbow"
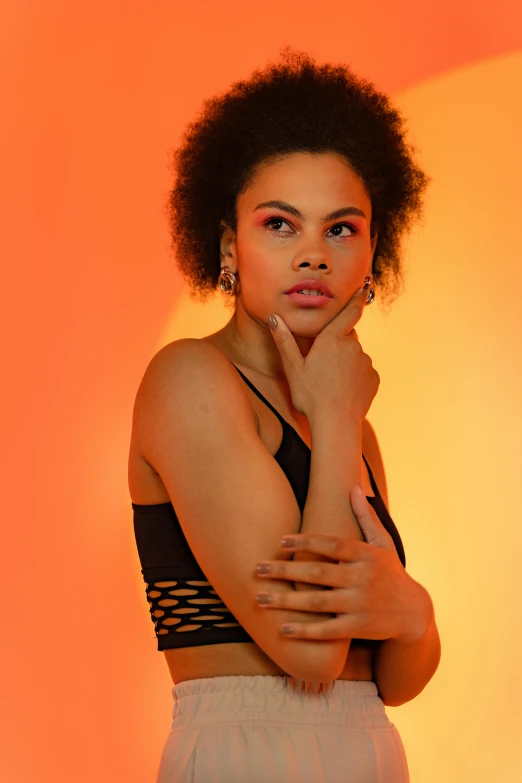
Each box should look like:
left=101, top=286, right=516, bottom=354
left=279, top=638, right=350, bottom=684
left=379, top=693, right=410, bottom=708
left=380, top=689, right=424, bottom=708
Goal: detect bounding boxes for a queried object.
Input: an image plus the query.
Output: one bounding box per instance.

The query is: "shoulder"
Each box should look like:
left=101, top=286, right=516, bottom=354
left=133, top=339, right=258, bottom=457
left=139, top=338, right=248, bottom=400
left=145, top=337, right=229, bottom=375
left=362, top=418, right=389, bottom=508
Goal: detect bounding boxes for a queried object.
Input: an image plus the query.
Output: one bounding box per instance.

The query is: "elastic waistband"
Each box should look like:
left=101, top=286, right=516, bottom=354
left=170, top=675, right=391, bottom=729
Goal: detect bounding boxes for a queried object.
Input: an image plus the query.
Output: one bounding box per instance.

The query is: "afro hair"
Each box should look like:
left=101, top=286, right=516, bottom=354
left=167, top=47, right=429, bottom=309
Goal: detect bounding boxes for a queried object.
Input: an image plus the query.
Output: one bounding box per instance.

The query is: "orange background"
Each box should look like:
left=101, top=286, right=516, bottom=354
left=2, top=2, right=522, bottom=781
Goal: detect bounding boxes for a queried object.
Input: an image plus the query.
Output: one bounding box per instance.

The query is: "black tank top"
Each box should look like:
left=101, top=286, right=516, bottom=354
left=132, top=363, right=406, bottom=651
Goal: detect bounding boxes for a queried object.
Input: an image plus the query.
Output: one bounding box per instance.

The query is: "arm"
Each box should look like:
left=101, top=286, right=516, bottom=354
left=356, top=420, right=441, bottom=706
left=374, top=586, right=441, bottom=707
left=290, top=413, right=365, bottom=668
left=292, top=413, right=365, bottom=605
left=297, top=411, right=391, bottom=552
left=132, top=339, right=349, bottom=683
left=300, top=413, right=364, bottom=543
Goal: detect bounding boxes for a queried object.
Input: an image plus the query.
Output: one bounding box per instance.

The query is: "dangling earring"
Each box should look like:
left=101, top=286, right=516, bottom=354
left=364, top=276, right=375, bottom=305
left=218, top=266, right=237, bottom=295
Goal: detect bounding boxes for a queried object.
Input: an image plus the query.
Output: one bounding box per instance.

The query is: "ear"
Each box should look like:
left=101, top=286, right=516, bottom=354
left=219, top=220, right=237, bottom=266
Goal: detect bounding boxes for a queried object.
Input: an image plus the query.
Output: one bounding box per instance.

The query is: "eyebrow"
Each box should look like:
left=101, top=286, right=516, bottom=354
left=253, top=200, right=367, bottom=222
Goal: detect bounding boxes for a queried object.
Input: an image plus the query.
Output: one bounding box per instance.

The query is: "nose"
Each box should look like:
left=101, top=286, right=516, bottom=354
left=292, top=246, right=331, bottom=272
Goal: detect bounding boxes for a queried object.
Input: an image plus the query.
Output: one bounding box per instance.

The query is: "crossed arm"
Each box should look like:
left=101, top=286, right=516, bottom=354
left=253, top=420, right=441, bottom=707
left=254, top=534, right=441, bottom=707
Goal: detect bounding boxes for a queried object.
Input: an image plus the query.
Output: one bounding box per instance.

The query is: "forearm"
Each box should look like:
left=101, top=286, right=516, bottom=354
left=294, top=413, right=364, bottom=590
left=373, top=585, right=441, bottom=707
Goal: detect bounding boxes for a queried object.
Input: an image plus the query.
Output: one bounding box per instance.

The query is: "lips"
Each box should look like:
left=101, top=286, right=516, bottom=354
left=284, top=279, right=334, bottom=297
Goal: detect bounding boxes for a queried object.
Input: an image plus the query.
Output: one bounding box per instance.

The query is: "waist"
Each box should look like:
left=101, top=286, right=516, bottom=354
left=169, top=675, right=391, bottom=729
left=164, top=640, right=374, bottom=684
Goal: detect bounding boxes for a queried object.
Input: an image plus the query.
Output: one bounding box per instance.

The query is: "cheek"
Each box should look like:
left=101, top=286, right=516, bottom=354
left=236, top=235, right=277, bottom=292
left=240, top=266, right=278, bottom=304
left=348, top=241, right=373, bottom=270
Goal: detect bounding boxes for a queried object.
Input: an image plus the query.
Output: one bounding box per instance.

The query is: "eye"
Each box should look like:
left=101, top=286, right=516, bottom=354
left=327, top=222, right=357, bottom=238
left=264, top=217, right=294, bottom=234
left=263, top=217, right=358, bottom=238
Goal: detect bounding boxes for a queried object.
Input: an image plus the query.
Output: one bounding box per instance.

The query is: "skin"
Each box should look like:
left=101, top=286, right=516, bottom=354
left=217, top=151, right=432, bottom=646
left=218, top=150, right=377, bottom=375
left=130, top=149, right=440, bottom=692
left=254, top=483, right=434, bottom=644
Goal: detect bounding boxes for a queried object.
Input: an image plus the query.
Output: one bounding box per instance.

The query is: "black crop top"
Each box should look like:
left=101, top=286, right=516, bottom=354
left=132, top=363, right=406, bottom=651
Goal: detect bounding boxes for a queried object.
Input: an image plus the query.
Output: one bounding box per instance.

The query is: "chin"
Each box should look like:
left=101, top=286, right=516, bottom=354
left=287, top=320, right=326, bottom=338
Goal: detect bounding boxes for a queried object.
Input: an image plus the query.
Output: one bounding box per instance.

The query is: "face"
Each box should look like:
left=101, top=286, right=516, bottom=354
left=220, top=151, right=376, bottom=338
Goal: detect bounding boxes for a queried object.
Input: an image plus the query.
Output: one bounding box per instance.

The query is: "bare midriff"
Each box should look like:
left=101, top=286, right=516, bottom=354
left=163, top=639, right=374, bottom=684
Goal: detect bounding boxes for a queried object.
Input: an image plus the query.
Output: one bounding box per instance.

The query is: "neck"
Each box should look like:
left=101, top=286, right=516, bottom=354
left=217, top=299, right=316, bottom=380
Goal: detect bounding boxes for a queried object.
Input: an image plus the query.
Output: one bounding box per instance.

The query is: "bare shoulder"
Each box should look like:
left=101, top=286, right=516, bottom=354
left=362, top=418, right=389, bottom=508
left=137, top=337, right=247, bottom=400
left=132, top=338, right=258, bottom=463
left=142, top=337, right=234, bottom=381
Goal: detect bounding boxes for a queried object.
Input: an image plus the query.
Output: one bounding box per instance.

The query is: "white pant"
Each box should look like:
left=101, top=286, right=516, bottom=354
left=156, top=675, right=410, bottom=782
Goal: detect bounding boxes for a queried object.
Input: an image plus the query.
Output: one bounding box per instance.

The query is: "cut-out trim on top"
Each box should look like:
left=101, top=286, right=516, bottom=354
left=145, top=578, right=242, bottom=636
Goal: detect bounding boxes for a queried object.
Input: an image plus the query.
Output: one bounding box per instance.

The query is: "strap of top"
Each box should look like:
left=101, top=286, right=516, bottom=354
left=230, top=363, right=288, bottom=425
left=362, top=453, right=379, bottom=497
left=231, top=361, right=381, bottom=500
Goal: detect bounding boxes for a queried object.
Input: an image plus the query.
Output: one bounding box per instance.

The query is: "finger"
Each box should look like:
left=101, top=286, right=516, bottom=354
left=349, top=484, right=395, bottom=549
left=279, top=534, right=363, bottom=563
left=255, top=587, right=348, bottom=613
left=321, top=284, right=369, bottom=337
left=280, top=616, right=359, bottom=641
left=267, top=313, right=304, bottom=377
left=255, top=558, right=352, bottom=588
left=351, top=482, right=378, bottom=517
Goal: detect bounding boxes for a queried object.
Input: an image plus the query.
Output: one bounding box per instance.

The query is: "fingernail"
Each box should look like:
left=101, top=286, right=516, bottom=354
left=267, top=314, right=278, bottom=330
left=255, top=593, right=272, bottom=605
left=255, top=563, right=272, bottom=574
left=281, top=537, right=296, bottom=548
left=281, top=625, right=294, bottom=635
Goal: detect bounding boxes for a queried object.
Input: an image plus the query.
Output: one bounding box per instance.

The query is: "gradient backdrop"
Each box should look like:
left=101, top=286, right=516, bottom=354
left=2, top=2, right=522, bottom=781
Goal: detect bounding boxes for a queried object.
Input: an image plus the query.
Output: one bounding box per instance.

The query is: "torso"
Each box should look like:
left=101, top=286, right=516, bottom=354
left=129, top=335, right=378, bottom=684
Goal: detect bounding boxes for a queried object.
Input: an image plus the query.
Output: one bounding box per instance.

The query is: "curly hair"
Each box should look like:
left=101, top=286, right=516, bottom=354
left=167, top=47, right=429, bottom=309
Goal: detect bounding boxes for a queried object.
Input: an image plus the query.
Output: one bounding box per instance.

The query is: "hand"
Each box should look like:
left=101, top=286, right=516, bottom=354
left=268, top=284, right=379, bottom=421
left=254, top=484, right=433, bottom=643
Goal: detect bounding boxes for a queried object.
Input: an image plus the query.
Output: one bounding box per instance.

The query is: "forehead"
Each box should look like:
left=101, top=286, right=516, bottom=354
left=238, top=151, right=371, bottom=213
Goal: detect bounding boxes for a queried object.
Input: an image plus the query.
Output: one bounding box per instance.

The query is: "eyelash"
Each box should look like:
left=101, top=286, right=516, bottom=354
left=263, top=216, right=358, bottom=238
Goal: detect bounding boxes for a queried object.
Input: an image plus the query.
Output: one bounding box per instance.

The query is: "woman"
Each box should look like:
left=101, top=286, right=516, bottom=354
left=129, top=48, right=441, bottom=782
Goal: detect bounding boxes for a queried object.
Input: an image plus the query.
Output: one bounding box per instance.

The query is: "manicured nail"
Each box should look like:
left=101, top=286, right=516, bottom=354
left=267, top=314, right=278, bottom=330
left=255, top=593, right=272, bottom=605
left=281, top=625, right=294, bottom=635
left=281, top=537, right=296, bottom=549
left=255, top=563, right=272, bottom=574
